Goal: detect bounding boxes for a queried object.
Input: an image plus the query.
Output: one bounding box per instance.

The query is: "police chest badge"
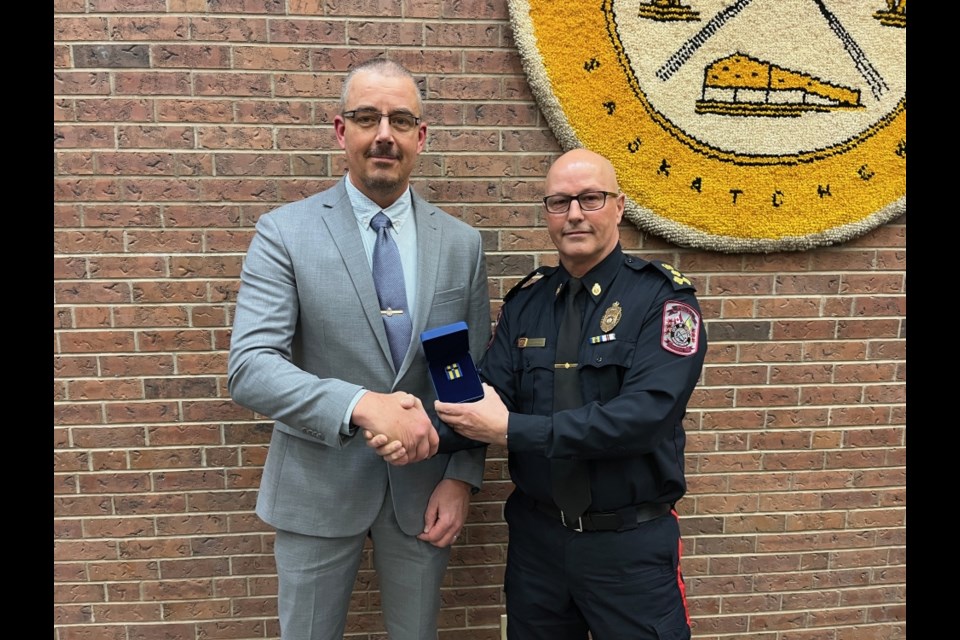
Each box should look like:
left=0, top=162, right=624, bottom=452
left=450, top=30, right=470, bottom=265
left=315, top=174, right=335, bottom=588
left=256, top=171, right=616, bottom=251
left=662, top=301, right=701, bottom=356
left=600, top=302, right=622, bottom=333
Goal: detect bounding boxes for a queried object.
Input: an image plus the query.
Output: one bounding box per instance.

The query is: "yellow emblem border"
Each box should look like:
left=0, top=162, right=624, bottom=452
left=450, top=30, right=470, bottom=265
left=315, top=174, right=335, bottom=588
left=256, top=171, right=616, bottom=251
left=507, top=0, right=906, bottom=253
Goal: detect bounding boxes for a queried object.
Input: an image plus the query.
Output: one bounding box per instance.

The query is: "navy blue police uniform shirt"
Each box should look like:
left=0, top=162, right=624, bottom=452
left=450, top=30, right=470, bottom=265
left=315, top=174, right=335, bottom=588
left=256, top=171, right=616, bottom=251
left=478, top=244, right=707, bottom=512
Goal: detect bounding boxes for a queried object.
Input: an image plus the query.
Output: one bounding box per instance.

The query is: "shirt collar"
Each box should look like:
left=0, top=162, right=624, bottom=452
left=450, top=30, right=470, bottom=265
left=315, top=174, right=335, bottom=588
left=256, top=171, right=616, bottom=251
left=344, top=176, right=413, bottom=232
left=556, top=244, right=624, bottom=303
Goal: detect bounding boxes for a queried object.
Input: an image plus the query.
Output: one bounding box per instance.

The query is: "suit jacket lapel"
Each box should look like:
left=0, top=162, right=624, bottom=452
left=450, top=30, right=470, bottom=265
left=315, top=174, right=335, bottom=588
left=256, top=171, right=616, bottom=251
left=406, top=192, right=442, bottom=377
left=320, top=179, right=395, bottom=370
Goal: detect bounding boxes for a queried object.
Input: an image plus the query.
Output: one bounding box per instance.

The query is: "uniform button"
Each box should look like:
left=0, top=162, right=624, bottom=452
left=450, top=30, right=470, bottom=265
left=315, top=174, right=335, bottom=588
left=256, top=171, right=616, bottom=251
left=595, top=356, right=603, bottom=363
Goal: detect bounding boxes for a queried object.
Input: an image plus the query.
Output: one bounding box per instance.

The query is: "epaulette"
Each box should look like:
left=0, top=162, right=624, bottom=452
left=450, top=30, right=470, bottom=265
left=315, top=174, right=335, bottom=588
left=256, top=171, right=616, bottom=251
left=503, top=265, right=556, bottom=304
left=649, top=260, right=697, bottom=291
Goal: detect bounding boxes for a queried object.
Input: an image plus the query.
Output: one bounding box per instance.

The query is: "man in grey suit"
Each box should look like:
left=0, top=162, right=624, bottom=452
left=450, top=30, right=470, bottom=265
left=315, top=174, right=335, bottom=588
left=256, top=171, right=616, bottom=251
left=227, top=58, right=490, bottom=640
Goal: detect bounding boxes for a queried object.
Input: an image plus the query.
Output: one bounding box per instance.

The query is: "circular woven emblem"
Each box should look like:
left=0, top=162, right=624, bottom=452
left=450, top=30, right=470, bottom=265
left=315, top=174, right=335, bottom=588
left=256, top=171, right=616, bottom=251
left=508, top=0, right=906, bottom=252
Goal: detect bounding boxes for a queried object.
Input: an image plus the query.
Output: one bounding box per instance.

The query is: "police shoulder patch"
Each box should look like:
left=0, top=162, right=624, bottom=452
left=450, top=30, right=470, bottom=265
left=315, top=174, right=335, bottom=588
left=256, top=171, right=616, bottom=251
left=661, top=300, right=701, bottom=357
left=650, top=260, right=696, bottom=291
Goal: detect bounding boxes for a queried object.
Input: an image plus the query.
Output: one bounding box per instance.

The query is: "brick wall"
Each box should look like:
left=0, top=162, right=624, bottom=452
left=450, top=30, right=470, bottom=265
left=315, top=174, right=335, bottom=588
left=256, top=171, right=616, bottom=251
left=54, top=2, right=907, bottom=638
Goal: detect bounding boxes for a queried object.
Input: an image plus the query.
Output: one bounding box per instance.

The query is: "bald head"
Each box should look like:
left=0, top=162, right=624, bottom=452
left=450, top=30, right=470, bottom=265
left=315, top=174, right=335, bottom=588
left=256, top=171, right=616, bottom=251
left=545, top=148, right=620, bottom=194
left=543, top=148, right=625, bottom=277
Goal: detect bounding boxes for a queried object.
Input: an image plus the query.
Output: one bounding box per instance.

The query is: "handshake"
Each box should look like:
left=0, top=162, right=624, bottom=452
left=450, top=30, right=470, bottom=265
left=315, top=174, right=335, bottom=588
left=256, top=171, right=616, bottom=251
left=352, top=391, right=438, bottom=466
left=354, top=384, right=509, bottom=466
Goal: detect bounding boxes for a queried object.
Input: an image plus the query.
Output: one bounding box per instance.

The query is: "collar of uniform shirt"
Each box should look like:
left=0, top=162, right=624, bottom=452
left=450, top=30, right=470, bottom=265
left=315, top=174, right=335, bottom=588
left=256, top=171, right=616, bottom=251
left=556, top=243, right=627, bottom=305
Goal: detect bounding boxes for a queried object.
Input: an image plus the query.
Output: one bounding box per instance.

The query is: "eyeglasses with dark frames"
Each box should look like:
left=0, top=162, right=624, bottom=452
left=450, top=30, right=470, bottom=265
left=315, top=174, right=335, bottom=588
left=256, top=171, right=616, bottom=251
left=542, top=191, right=619, bottom=214
left=341, top=109, right=422, bottom=132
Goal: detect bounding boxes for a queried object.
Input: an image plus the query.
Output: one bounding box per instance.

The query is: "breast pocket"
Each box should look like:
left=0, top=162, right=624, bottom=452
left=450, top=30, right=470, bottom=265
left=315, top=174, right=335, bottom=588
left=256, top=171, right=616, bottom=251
left=424, top=286, right=466, bottom=327
left=582, top=340, right=636, bottom=403
left=516, top=347, right=556, bottom=413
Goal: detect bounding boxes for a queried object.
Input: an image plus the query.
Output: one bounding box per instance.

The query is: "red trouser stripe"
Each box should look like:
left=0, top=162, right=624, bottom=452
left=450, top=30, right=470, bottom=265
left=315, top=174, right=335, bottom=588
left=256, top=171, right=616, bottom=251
left=672, top=509, right=692, bottom=628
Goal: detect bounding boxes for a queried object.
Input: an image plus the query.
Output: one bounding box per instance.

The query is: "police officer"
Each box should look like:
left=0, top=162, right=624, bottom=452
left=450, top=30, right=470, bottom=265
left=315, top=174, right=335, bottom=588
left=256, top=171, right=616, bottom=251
left=432, top=148, right=707, bottom=639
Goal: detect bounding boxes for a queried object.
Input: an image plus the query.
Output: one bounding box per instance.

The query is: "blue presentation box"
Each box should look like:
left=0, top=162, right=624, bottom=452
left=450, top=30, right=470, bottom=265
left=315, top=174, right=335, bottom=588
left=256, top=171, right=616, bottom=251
left=420, top=321, right=483, bottom=403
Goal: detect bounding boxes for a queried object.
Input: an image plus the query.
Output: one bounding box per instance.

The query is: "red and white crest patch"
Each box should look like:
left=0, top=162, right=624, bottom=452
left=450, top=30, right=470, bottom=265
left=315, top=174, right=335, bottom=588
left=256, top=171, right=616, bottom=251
left=661, top=301, right=701, bottom=356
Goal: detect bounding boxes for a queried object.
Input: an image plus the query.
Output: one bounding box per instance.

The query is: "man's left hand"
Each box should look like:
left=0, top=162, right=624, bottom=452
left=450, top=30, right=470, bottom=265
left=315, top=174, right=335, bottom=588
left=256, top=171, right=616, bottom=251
left=434, top=383, right=509, bottom=445
left=417, top=478, right=471, bottom=548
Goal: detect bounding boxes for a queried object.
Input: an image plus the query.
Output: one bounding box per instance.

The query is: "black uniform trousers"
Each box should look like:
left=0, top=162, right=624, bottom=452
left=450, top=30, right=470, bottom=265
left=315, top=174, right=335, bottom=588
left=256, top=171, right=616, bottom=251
left=504, top=491, right=691, bottom=640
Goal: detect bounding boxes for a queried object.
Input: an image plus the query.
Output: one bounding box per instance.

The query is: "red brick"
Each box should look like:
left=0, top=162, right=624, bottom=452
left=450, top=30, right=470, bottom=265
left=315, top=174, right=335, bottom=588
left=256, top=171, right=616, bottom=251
left=163, top=205, right=243, bottom=228
left=799, top=385, right=863, bottom=405
left=114, top=71, right=192, bottom=96
left=101, top=401, right=179, bottom=424
left=84, top=516, right=156, bottom=538
left=55, top=17, right=110, bottom=40
left=155, top=514, right=229, bottom=536
left=124, top=230, right=203, bottom=253
left=54, top=603, right=94, bottom=625
left=836, top=319, right=901, bottom=339
left=192, top=74, right=275, bottom=101
left=772, top=319, right=837, bottom=340
left=59, top=627, right=129, bottom=640
left=200, top=179, right=280, bottom=202
left=190, top=15, right=268, bottom=41
left=852, top=295, right=906, bottom=317
left=117, top=125, right=194, bottom=149
left=58, top=330, right=136, bottom=353
left=89, top=256, right=167, bottom=278
left=125, top=177, right=205, bottom=201
left=56, top=281, right=132, bottom=304
left=126, top=623, right=198, bottom=640
left=114, top=493, right=187, bottom=515
left=55, top=125, right=115, bottom=149
left=876, top=249, right=905, bottom=270
left=68, top=379, right=144, bottom=401
left=97, top=152, right=213, bottom=176
left=802, top=341, right=867, bottom=361
left=90, top=603, right=164, bottom=624
left=109, top=16, right=189, bottom=40
left=156, top=98, right=233, bottom=122
left=174, top=352, right=228, bottom=375
left=100, top=355, right=175, bottom=376
left=150, top=44, right=231, bottom=69
left=75, top=98, right=153, bottom=122
left=55, top=583, right=108, bottom=604
left=54, top=0, right=86, bottom=11
left=55, top=539, right=120, bottom=562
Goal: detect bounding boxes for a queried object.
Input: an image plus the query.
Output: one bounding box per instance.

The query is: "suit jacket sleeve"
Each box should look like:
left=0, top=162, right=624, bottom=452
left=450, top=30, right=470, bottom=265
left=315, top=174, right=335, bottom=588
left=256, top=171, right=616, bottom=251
left=227, top=211, right=362, bottom=448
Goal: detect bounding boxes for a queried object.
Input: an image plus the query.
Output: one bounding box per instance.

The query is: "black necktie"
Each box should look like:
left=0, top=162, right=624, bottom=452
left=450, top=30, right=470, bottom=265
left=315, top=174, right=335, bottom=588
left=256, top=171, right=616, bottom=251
left=370, top=212, right=412, bottom=371
left=551, top=277, right=592, bottom=524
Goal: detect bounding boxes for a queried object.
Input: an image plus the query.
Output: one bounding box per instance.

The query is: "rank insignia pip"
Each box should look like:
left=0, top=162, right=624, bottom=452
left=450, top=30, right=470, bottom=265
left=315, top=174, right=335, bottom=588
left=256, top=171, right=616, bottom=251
left=600, top=302, right=622, bottom=333
left=661, top=301, right=701, bottom=356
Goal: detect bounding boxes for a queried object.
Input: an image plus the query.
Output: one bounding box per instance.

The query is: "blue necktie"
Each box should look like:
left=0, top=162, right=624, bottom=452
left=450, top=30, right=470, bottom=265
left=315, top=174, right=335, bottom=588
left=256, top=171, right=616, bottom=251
left=370, top=212, right=412, bottom=371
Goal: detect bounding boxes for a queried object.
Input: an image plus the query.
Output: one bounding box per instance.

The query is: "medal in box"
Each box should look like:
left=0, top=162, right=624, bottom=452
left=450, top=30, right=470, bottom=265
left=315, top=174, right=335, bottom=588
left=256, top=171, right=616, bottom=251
left=420, top=321, right=483, bottom=403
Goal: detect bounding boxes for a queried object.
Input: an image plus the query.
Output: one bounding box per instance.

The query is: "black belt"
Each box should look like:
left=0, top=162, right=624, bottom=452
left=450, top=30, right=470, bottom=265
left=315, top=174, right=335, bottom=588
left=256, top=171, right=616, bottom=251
left=526, top=495, right=672, bottom=532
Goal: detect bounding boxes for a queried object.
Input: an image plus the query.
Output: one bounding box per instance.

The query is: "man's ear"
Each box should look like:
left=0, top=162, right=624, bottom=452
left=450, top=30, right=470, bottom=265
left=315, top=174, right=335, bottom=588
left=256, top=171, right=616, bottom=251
left=334, top=116, right=347, bottom=150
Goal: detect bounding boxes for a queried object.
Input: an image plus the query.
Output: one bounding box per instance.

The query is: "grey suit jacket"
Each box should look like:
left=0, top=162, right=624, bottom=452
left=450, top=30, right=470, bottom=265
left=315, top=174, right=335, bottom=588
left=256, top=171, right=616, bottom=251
left=228, top=178, right=490, bottom=537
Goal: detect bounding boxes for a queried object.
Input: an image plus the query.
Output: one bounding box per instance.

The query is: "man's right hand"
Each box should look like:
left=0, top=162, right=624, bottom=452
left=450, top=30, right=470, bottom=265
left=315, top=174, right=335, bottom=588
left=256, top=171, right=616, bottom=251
left=351, top=391, right=438, bottom=463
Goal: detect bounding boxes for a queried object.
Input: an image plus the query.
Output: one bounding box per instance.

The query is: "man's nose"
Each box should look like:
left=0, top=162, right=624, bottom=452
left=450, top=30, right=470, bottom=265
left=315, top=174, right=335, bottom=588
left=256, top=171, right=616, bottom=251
left=375, top=115, right=394, bottom=140
left=566, top=199, right=585, bottom=221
